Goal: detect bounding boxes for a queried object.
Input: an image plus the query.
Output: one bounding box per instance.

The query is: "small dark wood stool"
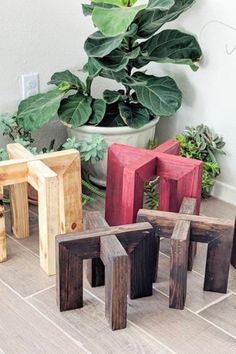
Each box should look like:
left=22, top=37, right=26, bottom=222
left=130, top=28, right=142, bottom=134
left=56, top=213, right=155, bottom=330
left=137, top=197, right=235, bottom=310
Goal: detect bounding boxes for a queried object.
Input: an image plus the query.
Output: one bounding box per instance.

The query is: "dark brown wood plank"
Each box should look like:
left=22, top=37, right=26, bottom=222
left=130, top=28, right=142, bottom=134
left=204, top=226, right=234, bottom=293
left=179, top=197, right=197, bottom=271
left=85, top=211, right=107, bottom=287
left=129, top=229, right=156, bottom=299
left=170, top=220, right=190, bottom=309
left=231, top=221, right=236, bottom=268
left=100, top=235, right=128, bottom=330
left=56, top=244, right=83, bottom=312
left=137, top=209, right=234, bottom=243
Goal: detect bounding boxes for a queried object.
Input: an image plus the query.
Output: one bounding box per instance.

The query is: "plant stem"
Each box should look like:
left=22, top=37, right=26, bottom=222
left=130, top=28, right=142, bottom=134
left=86, top=76, right=93, bottom=96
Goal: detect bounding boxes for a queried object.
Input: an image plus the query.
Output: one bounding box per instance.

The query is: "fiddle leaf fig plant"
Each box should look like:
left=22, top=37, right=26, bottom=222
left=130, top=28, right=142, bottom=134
left=14, top=0, right=202, bottom=132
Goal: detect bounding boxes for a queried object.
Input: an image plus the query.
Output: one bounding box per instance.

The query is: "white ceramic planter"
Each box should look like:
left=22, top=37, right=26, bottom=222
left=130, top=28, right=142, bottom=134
left=68, top=117, right=160, bottom=186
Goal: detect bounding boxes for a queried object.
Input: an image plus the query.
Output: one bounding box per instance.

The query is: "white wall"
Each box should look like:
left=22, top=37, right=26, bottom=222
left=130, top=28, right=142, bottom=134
left=155, top=0, right=236, bottom=204
left=0, top=0, right=236, bottom=203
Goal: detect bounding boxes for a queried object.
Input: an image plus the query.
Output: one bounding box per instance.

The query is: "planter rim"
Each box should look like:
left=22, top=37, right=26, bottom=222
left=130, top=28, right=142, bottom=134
left=68, top=117, right=159, bottom=136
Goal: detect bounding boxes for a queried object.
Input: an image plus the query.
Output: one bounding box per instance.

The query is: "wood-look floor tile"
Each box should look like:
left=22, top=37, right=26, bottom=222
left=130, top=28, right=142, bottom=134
left=83, top=278, right=236, bottom=353
left=28, top=286, right=170, bottom=354
left=0, top=237, right=55, bottom=297
left=199, top=294, right=236, bottom=337
left=0, top=281, right=87, bottom=353
left=155, top=253, right=228, bottom=312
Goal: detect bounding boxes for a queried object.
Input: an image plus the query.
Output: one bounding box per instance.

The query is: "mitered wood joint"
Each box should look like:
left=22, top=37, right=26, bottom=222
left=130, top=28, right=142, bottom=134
left=56, top=211, right=154, bottom=330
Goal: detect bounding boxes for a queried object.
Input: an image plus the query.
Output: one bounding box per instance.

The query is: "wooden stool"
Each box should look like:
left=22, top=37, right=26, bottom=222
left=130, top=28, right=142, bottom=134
left=0, top=143, right=83, bottom=275
left=56, top=212, right=155, bottom=330
left=0, top=186, right=6, bottom=262
left=88, top=140, right=203, bottom=290
left=137, top=197, right=235, bottom=309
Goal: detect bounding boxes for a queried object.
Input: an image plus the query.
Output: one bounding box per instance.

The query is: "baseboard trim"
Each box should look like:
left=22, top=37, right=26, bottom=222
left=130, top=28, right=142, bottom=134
left=211, top=181, right=236, bottom=206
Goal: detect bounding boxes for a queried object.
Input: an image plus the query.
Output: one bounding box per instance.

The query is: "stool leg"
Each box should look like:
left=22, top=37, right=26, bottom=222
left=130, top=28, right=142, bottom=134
left=169, top=220, right=190, bottom=309
left=38, top=173, right=60, bottom=275
left=101, top=235, right=128, bottom=330
left=0, top=186, right=6, bottom=262
left=56, top=244, right=83, bottom=311
left=58, top=154, right=83, bottom=234
left=204, top=226, right=234, bottom=293
left=10, top=183, right=29, bottom=239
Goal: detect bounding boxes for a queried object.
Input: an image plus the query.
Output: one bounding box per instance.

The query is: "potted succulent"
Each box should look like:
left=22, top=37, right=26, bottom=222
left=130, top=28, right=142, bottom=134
left=15, top=0, right=202, bottom=186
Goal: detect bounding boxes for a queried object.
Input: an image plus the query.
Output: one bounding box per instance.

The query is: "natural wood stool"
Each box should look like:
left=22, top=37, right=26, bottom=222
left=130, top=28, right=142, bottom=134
left=56, top=212, right=155, bottom=330
left=0, top=143, right=83, bottom=275
left=137, top=198, right=235, bottom=310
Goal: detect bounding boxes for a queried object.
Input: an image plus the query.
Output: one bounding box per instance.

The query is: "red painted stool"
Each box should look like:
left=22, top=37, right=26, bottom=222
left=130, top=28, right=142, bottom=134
left=105, top=139, right=203, bottom=271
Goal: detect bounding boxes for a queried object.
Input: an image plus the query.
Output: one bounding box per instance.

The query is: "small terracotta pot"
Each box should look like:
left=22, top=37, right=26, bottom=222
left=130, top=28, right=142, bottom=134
left=28, top=184, right=38, bottom=205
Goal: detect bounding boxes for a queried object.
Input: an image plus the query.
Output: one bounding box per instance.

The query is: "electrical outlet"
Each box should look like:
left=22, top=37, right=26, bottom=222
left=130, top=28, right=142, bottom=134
left=21, top=73, right=39, bottom=99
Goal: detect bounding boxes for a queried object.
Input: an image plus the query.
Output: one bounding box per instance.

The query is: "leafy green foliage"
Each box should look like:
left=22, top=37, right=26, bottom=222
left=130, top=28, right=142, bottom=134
left=13, top=0, right=201, bottom=131
left=58, top=94, right=92, bottom=127
left=175, top=124, right=226, bottom=197
left=16, top=89, right=65, bottom=132
left=144, top=177, right=159, bottom=210
left=140, top=30, right=202, bottom=71
left=48, top=70, right=86, bottom=90
left=77, top=135, right=107, bottom=164
left=92, top=5, right=145, bottom=37
left=0, top=148, right=7, bottom=161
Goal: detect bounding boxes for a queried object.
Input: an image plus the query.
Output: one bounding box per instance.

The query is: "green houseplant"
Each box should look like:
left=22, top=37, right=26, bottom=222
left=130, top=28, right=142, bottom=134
left=13, top=0, right=202, bottom=185
left=175, top=124, right=225, bottom=197
left=144, top=125, right=226, bottom=209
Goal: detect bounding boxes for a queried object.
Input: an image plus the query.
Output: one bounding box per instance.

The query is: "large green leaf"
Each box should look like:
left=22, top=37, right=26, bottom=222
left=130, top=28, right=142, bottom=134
left=83, top=58, right=102, bottom=77
left=92, top=0, right=137, bottom=6
left=82, top=2, right=118, bottom=16
left=100, top=68, right=127, bottom=82
left=95, top=49, right=129, bottom=71
left=103, top=90, right=123, bottom=104
left=141, top=29, right=202, bottom=71
left=48, top=70, right=85, bottom=90
left=148, top=0, right=175, bottom=10
left=84, top=31, right=124, bottom=57
left=136, top=0, right=195, bottom=38
left=127, top=72, right=182, bottom=116
left=16, top=89, right=65, bottom=132
left=119, top=102, right=150, bottom=128
left=92, top=5, right=145, bottom=37
left=99, top=103, right=125, bottom=127
left=58, top=93, right=92, bottom=127
left=89, top=99, right=106, bottom=125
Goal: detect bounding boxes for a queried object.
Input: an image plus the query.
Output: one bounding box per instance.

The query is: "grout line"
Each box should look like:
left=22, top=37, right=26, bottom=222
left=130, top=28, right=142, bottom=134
left=84, top=288, right=177, bottom=354
left=159, top=251, right=235, bottom=293
left=196, top=292, right=233, bottom=314
left=153, top=285, right=236, bottom=341
left=6, top=234, right=39, bottom=258
left=24, top=284, right=56, bottom=300
left=0, top=278, right=91, bottom=354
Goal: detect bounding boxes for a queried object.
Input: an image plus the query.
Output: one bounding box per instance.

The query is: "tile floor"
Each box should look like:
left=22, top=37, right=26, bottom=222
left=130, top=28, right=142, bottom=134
left=0, top=197, right=236, bottom=353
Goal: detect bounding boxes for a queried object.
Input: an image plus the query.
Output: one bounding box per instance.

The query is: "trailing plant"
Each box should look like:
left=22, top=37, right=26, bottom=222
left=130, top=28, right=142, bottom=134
left=0, top=114, right=106, bottom=205
left=175, top=124, right=226, bottom=197
left=11, top=0, right=201, bottom=133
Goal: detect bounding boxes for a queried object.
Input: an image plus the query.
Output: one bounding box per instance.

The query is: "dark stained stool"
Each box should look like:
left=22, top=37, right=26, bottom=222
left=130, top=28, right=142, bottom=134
left=137, top=197, right=235, bottom=310
left=56, top=212, right=155, bottom=330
